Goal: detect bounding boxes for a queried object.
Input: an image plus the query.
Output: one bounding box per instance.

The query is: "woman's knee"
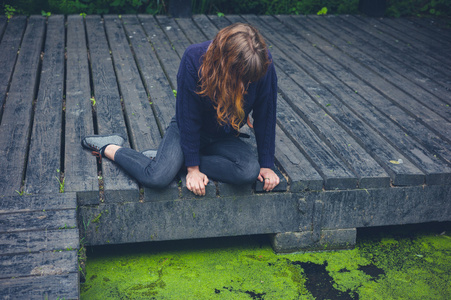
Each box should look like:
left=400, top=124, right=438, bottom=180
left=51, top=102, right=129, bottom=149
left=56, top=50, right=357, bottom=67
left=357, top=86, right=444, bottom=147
left=236, top=159, right=260, bottom=184
left=140, top=175, right=173, bottom=189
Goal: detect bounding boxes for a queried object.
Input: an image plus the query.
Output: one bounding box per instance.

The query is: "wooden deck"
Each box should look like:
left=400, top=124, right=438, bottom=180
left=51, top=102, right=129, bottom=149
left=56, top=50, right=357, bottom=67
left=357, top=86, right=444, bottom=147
left=0, top=14, right=450, bottom=299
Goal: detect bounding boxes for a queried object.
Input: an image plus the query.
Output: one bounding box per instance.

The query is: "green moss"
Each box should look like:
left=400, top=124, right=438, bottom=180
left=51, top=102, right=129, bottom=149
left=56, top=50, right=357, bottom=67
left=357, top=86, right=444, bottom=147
left=81, top=223, right=451, bottom=299
left=91, top=213, right=102, bottom=224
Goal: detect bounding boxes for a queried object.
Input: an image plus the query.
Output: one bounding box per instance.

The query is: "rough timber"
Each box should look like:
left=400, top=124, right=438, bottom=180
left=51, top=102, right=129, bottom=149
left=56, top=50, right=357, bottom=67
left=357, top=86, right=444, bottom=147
left=0, top=14, right=450, bottom=299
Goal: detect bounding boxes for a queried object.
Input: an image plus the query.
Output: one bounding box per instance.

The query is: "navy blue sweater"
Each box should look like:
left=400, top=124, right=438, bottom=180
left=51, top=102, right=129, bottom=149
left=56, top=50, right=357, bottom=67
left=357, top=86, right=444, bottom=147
left=176, top=41, right=278, bottom=168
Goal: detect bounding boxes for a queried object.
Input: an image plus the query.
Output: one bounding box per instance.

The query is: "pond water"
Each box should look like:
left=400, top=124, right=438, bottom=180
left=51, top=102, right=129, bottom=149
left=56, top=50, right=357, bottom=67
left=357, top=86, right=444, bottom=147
left=81, top=222, right=451, bottom=299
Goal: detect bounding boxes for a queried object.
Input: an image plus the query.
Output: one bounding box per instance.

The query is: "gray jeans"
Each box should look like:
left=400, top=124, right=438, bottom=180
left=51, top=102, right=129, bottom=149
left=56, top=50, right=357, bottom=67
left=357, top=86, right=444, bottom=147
left=114, top=117, right=260, bottom=188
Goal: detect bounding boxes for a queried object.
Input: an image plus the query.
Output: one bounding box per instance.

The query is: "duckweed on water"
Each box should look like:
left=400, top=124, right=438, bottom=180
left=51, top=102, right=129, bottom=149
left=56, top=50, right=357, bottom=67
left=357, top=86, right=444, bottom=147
left=81, top=222, right=451, bottom=299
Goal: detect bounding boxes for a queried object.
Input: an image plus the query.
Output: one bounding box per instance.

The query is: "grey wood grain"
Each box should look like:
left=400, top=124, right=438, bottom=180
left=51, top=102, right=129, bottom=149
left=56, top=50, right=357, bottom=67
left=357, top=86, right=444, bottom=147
left=25, top=15, right=65, bottom=194
left=65, top=15, right=99, bottom=200
left=0, top=16, right=45, bottom=197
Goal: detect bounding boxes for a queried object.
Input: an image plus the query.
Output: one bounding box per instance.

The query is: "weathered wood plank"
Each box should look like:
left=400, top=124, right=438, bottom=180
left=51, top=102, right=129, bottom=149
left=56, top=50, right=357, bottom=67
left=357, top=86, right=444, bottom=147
left=380, top=17, right=451, bottom=56
left=406, top=17, right=451, bottom=44
left=25, top=15, right=65, bottom=194
left=192, top=14, right=220, bottom=39
left=299, top=15, right=451, bottom=132
left=80, top=193, right=301, bottom=246
left=0, top=209, right=77, bottom=233
left=353, top=15, right=450, bottom=76
left=139, top=15, right=180, bottom=87
left=0, top=16, right=45, bottom=197
left=261, top=15, right=450, bottom=186
left=274, top=125, right=324, bottom=192
left=155, top=15, right=191, bottom=59
left=0, top=228, right=79, bottom=255
left=85, top=15, right=139, bottom=203
left=308, top=15, right=451, bottom=121
left=0, top=16, right=7, bottom=37
left=103, top=15, right=160, bottom=152
left=175, top=17, right=207, bottom=44
left=277, top=96, right=359, bottom=190
left=0, top=273, right=79, bottom=300
left=0, top=193, right=77, bottom=214
left=346, top=16, right=451, bottom=83
left=0, top=250, right=78, bottom=279
left=310, top=185, right=451, bottom=230
left=65, top=15, right=99, bottom=200
left=336, top=15, right=451, bottom=101
left=207, top=14, right=231, bottom=29
left=121, top=15, right=175, bottom=131
left=0, top=16, right=26, bottom=118
left=279, top=16, right=451, bottom=146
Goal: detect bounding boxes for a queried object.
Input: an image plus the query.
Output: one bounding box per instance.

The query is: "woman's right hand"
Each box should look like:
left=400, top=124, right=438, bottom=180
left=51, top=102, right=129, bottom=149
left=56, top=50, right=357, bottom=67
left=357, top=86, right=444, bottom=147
left=186, top=166, right=209, bottom=196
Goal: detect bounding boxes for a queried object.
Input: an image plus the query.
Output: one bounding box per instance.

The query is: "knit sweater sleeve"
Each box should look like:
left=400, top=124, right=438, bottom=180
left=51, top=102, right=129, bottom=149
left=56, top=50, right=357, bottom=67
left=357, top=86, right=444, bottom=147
left=176, top=47, right=203, bottom=167
left=252, top=58, right=278, bottom=169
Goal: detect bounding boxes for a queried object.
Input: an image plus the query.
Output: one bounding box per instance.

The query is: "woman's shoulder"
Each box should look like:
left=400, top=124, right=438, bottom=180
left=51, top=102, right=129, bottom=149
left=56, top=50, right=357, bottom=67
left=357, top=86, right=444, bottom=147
left=183, top=41, right=211, bottom=67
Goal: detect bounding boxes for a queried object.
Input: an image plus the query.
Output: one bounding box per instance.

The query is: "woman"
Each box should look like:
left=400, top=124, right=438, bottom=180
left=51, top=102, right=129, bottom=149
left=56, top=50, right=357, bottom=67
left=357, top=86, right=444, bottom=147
left=82, top=23, right=279, bottom=196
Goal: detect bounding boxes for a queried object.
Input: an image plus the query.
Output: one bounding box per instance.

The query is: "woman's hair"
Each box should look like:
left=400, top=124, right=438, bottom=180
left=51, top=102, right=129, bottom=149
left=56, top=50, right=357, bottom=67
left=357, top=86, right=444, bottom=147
left=197, top=23, right=270, bottom=131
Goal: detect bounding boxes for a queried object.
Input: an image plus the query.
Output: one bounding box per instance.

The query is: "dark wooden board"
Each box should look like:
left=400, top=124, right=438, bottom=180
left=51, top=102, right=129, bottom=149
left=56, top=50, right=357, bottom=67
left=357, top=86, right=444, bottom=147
left=0, top=16, right=26, bottom=118
left=79, top=193, right=301, bottom=246
left=307, top=15, right=451, bottom=121
left=276, top=15, right=451, bottom=171
left=85, top=15, right=139, bottom=202
left=278, top=16, right=451, bottom=148
left=0, top=228, right=79, bottom=255
left=0, top=273, right=79, bottom=300
left=0, top=16, right=45, bottom=197
left=139, top=15, right=180, bottom=87
left=406, top=17, right=451, bottom=45
left=155, top=15, right=191, bottom=59
left=0, top=16, right=6, bottom=37
left=0, top=209, right=77, bottom=233
left=103, top=15, right=161, bottom=152
left=277, top=96, right=358, bottom=190
left=0, top=193, right=76, bottom=213
left=207, top=14, right=231, bottom=30
left=310, top=185, right=451, bottom=229
left=395, top=18, right=451, bottom=49
left=175, top=17, right=207, bottom=44
left=353, top=15, right=450, bottom=76
left=0, top=250, right=78, bottom=279
left=25, top=15, right=65, bottom=195
left=274, top=125, right=324, bottom=192
left=295, top=15, right=451, bottom=138
left=260, top=15, right=449, bottom=186
left=121, top=15, right=175, bottom=131
left=380, top=17, right=451, bottom=56
left=192, top=14, right=220, bottom=39
left=335, top=15, right=451, bottom=102
left=65, top=15, right=99, bottom=199
left=346, top=16, right=451, bottom=83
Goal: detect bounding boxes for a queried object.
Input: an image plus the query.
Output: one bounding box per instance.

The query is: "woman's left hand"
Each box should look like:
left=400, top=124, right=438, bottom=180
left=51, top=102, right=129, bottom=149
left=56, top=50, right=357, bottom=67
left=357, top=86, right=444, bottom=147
left=258, top=168, right=280, bottom=192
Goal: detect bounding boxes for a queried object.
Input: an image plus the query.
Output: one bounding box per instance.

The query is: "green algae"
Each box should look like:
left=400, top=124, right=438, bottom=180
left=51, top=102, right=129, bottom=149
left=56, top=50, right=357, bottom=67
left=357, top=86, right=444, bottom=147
left=81, top=222, right=451, bottom=299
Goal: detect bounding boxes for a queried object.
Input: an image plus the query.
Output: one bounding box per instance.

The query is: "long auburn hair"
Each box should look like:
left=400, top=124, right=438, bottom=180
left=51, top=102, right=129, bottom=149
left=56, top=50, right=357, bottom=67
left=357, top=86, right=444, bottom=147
left=197, top=23, right=270, bottom=131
